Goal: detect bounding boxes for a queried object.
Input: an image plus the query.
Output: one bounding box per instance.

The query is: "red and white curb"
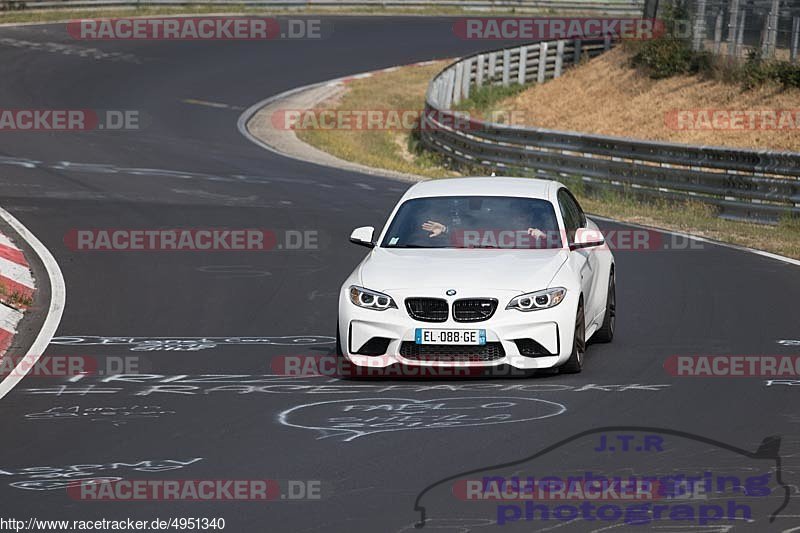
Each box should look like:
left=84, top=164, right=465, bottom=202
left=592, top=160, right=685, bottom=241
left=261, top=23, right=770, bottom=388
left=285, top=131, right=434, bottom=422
left=0, top=232, right=35, bottom=300
left=0, top=231, right=34, bottom=358
left=0, top=207, right=66, bottom=400
left=0, top=305, right=22, bottom=359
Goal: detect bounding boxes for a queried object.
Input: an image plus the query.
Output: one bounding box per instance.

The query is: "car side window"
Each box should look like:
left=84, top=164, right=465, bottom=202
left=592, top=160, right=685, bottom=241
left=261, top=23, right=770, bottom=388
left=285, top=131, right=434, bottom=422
left=557, top=189, right=582, bottom=243
left=564, top=190, right=586, bottom=228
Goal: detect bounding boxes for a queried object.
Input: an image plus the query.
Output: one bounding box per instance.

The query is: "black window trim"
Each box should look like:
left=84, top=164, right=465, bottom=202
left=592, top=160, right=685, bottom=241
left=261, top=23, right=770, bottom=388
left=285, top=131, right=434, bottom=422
left=557, top=188, right=580, bottom=243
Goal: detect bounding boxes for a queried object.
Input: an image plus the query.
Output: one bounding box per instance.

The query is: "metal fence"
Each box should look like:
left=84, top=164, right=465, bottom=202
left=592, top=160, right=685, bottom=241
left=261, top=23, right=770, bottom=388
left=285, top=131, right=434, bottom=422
left=420, top=39, right=800, bottom=223
left=649, top=0, right=800, bottom=61
left=0, top=0, right=644, bottom=14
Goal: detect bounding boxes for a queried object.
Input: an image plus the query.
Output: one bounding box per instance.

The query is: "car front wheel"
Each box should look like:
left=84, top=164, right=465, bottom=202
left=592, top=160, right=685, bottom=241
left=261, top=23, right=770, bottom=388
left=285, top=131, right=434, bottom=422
left=593, top=270, right=615, bottom=343
left=560, top=301, right=586, bottom=374
left=335, top=322, right=342, bottom=356
left=335, top=321, right=358, bottom=379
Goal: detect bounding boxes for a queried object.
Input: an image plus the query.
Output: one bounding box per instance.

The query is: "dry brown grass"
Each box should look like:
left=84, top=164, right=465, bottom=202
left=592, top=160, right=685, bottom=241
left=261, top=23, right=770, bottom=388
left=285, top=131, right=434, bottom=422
left=578, top=193, right=800, bottom=259
left=296, top=61, right=456, bottom=178
left=485, top=46, right=800, bottom=152
left=296, top=54, right=800, bottom=259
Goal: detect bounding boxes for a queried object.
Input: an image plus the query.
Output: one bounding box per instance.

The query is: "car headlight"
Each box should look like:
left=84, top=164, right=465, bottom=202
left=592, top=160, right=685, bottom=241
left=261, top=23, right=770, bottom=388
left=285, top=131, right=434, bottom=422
left=349, top=286, right=397, bottom=311
left=507, top=288, right=567, bottom=311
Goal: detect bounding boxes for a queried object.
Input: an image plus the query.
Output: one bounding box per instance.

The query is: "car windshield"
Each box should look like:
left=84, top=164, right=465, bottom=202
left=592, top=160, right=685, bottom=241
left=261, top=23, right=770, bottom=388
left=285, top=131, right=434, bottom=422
left=380, top=196, right=562, bottom=249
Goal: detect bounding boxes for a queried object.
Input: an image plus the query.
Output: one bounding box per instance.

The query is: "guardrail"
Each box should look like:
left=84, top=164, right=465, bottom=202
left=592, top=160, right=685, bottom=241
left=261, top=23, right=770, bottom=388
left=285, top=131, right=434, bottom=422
left=0, top=0, right=644, bottom=14
left=420, top=38, right=800, bottom=224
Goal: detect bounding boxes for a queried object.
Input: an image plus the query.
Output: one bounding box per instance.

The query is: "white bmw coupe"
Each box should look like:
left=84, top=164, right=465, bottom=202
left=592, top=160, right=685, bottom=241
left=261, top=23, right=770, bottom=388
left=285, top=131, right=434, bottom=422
left=337, top=177, right=615, bottom=373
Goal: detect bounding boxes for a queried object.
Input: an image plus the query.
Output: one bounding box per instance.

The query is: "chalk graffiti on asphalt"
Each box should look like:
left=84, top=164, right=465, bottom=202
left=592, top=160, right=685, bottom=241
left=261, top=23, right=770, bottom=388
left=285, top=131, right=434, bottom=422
left=22, top=374, right=672, bottom=396
left=50, top=336, right=335, bottom=351
left=766, top=380, right=800, bottom=387
left=1, top=458, right=203, bottom=491
left=25, top=405, right=176, bottom=424
left=278, top=397, right=566, bottom=442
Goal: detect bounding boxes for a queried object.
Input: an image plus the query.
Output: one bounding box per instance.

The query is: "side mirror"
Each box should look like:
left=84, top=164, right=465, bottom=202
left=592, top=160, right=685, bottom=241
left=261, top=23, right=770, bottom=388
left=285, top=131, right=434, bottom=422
left=349, top=226, right=376, bottom=248
left=570, top=227, right=605, bottom=251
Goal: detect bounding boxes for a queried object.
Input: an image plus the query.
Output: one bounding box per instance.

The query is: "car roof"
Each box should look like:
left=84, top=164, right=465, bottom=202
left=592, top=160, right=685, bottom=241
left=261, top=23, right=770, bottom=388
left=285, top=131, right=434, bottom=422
left=401, top=177, right=561, bottom=201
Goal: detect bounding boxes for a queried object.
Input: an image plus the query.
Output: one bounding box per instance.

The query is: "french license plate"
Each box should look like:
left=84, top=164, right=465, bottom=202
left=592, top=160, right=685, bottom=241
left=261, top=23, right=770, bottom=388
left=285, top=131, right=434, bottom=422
left=415, top=329, right=486, bottom=345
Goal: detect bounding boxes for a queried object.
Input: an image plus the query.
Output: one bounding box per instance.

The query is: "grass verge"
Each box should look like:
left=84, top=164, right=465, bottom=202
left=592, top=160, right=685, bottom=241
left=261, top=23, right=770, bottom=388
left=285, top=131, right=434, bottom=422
left=576, top=188, right=800, bottom=260
left=285, top=53, right=800, bottom=259
left=459, top=46, right=800, bottom=152
left=0, top=283, right=32, bottom=310
left=295, top=61, right=456, bottom=178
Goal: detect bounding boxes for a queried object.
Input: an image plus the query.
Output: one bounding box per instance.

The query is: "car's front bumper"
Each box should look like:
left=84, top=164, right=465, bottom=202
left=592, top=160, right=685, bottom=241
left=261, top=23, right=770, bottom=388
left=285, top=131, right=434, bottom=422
left=338, top=288, right=578, bottom=371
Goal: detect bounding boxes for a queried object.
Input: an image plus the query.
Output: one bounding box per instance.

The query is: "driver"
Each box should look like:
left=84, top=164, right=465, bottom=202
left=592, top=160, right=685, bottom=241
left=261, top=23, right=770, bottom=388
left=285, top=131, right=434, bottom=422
left=420, top=199, right=548, bottom=241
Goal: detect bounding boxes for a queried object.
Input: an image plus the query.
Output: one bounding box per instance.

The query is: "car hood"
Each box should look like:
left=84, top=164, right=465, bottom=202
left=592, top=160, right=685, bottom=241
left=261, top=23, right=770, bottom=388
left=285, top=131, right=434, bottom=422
left=358, top=248, right=569, bottom=292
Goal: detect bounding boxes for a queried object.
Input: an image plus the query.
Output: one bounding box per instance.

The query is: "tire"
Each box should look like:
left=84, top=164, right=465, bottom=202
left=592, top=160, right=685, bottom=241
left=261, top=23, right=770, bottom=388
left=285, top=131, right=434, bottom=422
left=335, top=320, right=357, bottom=379
left=335, top=320, right=344, bottom=356
left=560, top=301, right=586, bottom=374
left=593, top=270, right=615, bottom=343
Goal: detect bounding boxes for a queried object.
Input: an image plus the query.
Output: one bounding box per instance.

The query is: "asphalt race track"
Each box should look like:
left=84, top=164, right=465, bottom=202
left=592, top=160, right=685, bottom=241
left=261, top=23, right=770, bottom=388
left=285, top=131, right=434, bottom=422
left=0, top=15, right=799, bottom=532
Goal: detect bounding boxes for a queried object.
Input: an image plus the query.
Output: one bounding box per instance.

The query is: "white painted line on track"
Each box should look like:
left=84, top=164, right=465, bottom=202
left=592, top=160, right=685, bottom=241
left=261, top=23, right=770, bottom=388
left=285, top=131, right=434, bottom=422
left=182, top=98, right=244, bottom=111
left=0, top=207, right=66, bottom=400
left=589, top=214, right=800, bottom=268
